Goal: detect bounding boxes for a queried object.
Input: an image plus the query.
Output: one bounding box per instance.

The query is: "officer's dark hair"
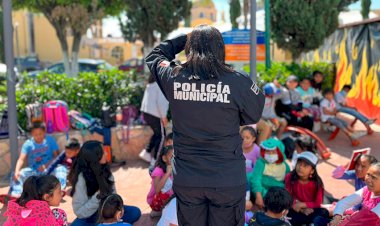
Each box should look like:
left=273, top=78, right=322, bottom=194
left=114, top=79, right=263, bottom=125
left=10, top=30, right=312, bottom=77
left=263, top=187, right=293, bottom=214
left=342, top=84, right=352, bottom=91
left=174, top=24, right=233, bottom=79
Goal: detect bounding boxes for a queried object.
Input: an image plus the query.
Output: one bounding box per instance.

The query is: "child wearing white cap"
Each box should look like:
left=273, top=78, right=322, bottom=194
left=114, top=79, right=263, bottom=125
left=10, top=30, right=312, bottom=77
left=284, top=151, right=330, bottom=225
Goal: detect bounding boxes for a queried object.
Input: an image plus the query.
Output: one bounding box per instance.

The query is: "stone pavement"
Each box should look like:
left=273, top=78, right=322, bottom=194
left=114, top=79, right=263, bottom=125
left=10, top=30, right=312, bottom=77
left=0, top=118, right=379, bottom=226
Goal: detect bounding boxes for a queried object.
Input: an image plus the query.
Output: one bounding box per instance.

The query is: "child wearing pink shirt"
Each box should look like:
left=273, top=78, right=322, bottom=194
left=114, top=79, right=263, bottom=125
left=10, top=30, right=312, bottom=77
left=241, top=126, right=260, bottom=174
left=147, top=145, right=174, bottom=215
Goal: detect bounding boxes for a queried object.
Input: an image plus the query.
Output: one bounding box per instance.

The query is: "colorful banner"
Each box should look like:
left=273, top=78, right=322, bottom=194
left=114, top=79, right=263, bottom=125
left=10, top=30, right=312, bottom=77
left=302, top=20, right=380, bottom=124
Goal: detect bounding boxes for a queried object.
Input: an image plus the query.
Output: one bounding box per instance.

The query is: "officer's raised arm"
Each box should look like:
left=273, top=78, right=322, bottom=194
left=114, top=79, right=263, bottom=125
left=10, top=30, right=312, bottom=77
left=145, top=34, right=187, bottom=89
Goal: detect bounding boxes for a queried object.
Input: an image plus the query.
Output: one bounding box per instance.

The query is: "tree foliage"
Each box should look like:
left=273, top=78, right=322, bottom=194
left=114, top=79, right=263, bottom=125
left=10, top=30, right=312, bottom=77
left=271, top=0, right=344, bottom=60
left=13, top=0, right=125, bottom=76
left=361, top=0, right=371, bottom=19
left=230, top=0, right=241, bottom=29
left=119, top=0, right=191, bottom=60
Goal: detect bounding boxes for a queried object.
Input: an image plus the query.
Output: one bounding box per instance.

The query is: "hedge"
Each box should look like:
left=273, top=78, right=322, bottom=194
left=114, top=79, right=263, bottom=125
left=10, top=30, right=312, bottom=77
left=12, top=70, right=144, bottom=129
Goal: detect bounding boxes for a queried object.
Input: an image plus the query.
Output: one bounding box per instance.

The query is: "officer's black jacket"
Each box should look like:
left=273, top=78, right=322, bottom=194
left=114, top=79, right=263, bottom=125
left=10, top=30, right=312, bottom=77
left=145, top=34, right=265, bottom=187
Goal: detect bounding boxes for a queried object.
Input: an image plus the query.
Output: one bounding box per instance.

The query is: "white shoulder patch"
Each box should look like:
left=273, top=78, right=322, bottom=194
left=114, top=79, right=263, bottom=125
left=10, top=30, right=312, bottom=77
left=251, top=83, right=259, bottom=95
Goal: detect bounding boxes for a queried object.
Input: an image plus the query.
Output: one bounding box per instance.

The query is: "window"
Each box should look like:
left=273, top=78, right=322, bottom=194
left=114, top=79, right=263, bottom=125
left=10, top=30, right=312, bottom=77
left=199, top=12, right=204, bottom=18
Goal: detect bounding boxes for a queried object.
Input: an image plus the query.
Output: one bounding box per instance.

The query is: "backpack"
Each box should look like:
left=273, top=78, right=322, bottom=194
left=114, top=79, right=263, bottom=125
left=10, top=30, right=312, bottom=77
left=68, top=110, right=94, bottom=130
left=25, top=102, right=43, bottom=129
left=0, top=110, right=9, bottom=139
left=42, top=100, right=69, bottom=133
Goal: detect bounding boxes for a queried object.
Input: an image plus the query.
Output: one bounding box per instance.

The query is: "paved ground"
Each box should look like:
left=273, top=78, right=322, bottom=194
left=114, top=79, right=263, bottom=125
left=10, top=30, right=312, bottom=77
left=0, top=115, right=379, bottom=226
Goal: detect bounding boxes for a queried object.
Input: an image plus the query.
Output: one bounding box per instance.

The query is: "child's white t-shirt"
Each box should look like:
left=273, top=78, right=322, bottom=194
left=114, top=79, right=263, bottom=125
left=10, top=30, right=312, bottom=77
left=320, top=98, right=336, bottom=122
left=157, top=198, right=178, bottom=226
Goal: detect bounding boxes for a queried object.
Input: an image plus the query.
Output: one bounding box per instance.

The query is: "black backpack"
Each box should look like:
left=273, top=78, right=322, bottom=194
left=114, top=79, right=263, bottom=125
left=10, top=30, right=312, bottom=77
left=0, top=110, right=9, bottom=139
left=0, top=110, right=26, bottom=139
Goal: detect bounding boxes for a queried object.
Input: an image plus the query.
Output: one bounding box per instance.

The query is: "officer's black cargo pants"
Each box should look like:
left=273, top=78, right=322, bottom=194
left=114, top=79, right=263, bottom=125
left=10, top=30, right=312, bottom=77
left=173, top=184, right=246, bottom=226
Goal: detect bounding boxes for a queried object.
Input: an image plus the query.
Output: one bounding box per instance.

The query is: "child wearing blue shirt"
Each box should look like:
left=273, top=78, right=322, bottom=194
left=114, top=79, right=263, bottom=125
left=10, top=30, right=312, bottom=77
left=11, top=122, right=65, bottom=196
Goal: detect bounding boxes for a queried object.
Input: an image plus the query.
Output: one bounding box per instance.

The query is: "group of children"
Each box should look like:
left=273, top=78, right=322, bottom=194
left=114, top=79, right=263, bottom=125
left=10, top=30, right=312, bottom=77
left=262, top=71, right=376, bottom=146
left=2, top=71, right=380, bottom=226
left=4, top=122, right=142, bottom=226
left=239, top=123, right=380, bottom=226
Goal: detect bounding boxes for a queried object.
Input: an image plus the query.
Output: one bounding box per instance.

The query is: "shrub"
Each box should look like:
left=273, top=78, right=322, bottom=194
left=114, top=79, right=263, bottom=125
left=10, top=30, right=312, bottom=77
left=15, top=70, right=144, bottom=129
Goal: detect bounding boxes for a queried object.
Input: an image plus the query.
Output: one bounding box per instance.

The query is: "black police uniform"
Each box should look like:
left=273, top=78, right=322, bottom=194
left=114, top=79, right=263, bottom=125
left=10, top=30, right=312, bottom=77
left=146, top=34, right=265, bottom=226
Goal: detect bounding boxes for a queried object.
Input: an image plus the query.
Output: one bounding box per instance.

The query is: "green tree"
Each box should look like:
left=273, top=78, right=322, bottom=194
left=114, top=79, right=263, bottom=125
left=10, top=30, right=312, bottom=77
left=230, top=0, right=241, bottom=29
left=13, top=0, right=124, bottom=77
left=361, top=0, right=371, bottom=19
left=119, top=0, right=191, bottom=65
left=271, top=0, right=345, bottom=60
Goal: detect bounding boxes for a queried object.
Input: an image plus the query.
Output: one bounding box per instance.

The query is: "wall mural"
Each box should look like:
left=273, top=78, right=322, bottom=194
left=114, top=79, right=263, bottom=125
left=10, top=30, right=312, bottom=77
left=302, top=21, right=380, bottom=124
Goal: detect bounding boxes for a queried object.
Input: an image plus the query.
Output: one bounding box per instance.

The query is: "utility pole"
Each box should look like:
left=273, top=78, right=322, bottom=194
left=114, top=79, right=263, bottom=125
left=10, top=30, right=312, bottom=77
left=3, top=0, right=19, bottom=173
left=250, top=0, right=257, bottom=82
left=264, top=0, right=271, bottom=69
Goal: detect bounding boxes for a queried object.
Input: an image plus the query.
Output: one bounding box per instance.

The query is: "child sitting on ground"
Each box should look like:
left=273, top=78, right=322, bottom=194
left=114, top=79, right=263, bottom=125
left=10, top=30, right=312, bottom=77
left=241, top=126, right=260, bottom=174
left=330, top=163, right=380, bottom=226
left=44, top=138, right=81, bottom=177
left=149, top=133, right=174, bottom=174
left=147, top=145, right=174, bottom=216
left=69, top=141, right=141, bottom=226
left=98, top=194, right=131, bottom=226
left=248, top=186, right=293, bottom=226
left=12, top=122, right=65, bottom=196
left=4, top=175, right=67, bottom=226
left=250, top=138, right=290, bottom=210
left=333, top=154, right=378, bottom=191
left=285, top=151, right=330, bottom=225
left=335, top=84, right=376, bottom=134
left=262, top=83, right=287, bottom=139
left=320, top=88, right=365, bottom=146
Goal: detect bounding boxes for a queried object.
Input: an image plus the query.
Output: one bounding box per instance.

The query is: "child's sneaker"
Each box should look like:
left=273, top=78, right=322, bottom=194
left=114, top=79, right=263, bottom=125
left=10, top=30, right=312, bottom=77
left=365, top=118, right=376, bottom=125
left=351, top=131, right=367, bottom=140
left=139, top=149, right=152, bottom=163
left=150, top=210, right=162, bottom=218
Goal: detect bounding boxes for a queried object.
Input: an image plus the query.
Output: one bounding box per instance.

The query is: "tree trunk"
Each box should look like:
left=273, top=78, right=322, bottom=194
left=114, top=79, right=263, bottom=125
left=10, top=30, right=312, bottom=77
left=143, top=34, right=155, bottom=75
left=243, top=0, right=249, bottom=29
left=47, top=17, right=71, bottom=76
left=71, top=33, right=82, bottom=77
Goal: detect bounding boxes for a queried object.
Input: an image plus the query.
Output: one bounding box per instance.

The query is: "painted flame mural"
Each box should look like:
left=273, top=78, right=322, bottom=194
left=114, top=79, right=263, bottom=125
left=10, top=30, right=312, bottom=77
left=303, top=21, right=380, bottom=124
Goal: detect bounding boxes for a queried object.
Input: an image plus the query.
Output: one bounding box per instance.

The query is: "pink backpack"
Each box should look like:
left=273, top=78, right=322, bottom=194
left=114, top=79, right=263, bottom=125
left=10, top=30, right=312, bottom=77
left=43, top=100, right=69, bottom=133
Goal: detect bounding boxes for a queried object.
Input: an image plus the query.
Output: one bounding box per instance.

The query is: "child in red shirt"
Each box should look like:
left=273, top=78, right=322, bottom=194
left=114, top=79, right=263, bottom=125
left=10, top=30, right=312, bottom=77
left=285, top=151, right=329, bottom=225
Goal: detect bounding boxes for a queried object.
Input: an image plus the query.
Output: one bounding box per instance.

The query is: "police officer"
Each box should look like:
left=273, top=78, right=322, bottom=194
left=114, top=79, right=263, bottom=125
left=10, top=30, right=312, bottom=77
left=146, top=24, right=265, bottom=226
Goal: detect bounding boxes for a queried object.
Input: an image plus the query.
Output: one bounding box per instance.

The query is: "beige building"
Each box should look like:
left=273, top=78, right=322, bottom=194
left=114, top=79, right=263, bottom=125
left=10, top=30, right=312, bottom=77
left=12, top=10, right=142, bottom=67
left=191, top=0, right=217, bottom=27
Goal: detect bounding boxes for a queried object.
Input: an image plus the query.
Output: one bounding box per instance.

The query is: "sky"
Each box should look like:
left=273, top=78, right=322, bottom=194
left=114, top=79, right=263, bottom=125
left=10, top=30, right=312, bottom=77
left=102, top=0, right=380, bottom=38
